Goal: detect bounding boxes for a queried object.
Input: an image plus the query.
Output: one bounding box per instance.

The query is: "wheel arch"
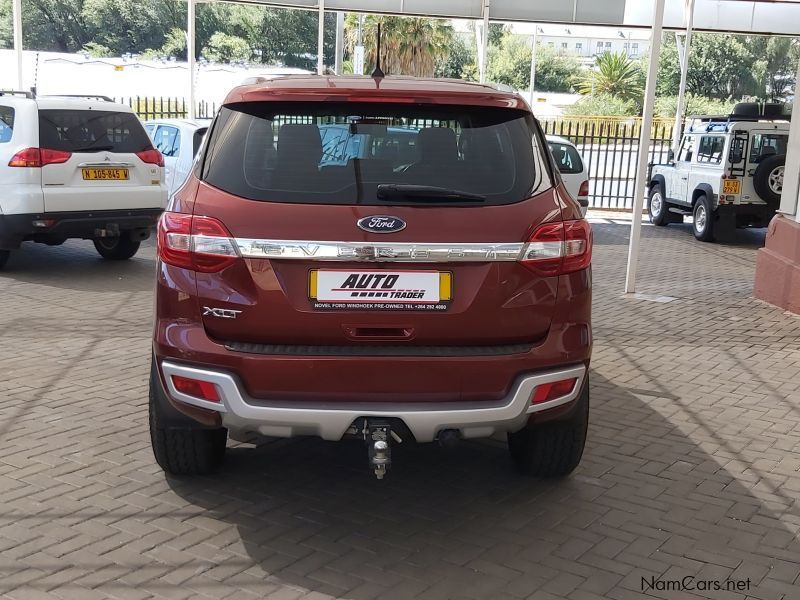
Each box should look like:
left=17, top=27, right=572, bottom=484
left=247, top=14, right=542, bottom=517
left=649, top=174, right=666, bottom=193
left=691, top=184, right=714, bottom=208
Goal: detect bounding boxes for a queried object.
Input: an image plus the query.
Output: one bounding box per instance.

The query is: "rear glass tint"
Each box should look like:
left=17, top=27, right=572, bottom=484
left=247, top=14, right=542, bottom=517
left=38, top=110, right=153, bottom=153
left=0, top=106, right=13, bottom=143
left=202, top=102, right=551, bottom=206
left=548, top=141, right=583, bottom=174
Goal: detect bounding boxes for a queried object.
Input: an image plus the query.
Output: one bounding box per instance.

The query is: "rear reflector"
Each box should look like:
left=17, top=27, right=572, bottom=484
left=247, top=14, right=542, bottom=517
left=157, top=212, right=239, bottom=273
left=520, top=220, right=592, bottom=276
left=531, top=378, right=577, bottom=404
left=171, top=375, right=221, bottom=403
left=8, top=147, right=72, bottom=167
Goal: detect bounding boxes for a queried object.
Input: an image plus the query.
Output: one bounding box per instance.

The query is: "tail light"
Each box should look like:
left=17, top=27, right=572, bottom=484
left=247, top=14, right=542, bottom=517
left=531, top=378, right=577, bottom=404
left=136, top=148, right=165, bottom=167
left=157, top=212, right=239, bottom=272
left=520, top=220, right=592, bottom=276
left=578, top=180, right=589, bottom=198
left=8, top=147, right=72, bottom=167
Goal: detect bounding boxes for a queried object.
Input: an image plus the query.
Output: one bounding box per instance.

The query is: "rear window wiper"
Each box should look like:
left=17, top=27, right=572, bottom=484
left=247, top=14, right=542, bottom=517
left=72, top=144, right=115, bottom=152
left=376, top=184, right=486, bottom=202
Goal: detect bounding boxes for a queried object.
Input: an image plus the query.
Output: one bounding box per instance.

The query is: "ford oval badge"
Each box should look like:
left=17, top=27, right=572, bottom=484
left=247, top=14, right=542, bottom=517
left=357, top=215, right=407, bottom=234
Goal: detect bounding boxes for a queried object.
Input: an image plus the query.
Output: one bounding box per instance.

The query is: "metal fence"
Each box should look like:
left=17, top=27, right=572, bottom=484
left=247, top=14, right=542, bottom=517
left=115, top=96, right=218, bottom=120
left=542, top=117, right=675, bottom=210
left=119, top=96, right=674, bottom=211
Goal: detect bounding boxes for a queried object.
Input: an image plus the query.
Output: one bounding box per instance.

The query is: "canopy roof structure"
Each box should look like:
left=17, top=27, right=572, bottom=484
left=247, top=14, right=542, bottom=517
left=229, top=0, right=800, bottom=35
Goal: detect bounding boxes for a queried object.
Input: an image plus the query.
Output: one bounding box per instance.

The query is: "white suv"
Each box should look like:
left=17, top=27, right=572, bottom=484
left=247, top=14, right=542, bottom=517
left=649, top=102, right=788, bottom=242
left=0, top=92, right=167, bottom=268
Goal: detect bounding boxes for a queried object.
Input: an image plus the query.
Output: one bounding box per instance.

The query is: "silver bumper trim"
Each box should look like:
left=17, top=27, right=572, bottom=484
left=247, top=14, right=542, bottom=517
left=160, top=361, right=587, bottom=442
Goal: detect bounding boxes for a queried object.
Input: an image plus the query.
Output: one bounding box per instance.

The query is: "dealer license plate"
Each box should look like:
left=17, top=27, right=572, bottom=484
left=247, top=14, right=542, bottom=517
left=309, top=270, right=452, bottom=311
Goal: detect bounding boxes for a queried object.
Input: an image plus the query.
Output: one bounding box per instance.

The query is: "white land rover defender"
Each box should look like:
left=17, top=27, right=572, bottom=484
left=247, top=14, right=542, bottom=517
left=648, top=102, right=789, bottom=242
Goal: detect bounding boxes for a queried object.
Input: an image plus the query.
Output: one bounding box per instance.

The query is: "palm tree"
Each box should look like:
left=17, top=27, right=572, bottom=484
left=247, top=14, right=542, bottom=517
left=577, top=51, right=644, bottom=103
left=344, top=15, right=453, bottom=77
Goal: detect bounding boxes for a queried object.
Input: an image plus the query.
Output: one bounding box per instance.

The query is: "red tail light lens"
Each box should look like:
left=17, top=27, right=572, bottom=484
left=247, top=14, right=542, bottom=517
left=8, top=147, right=71, bottom=167
left=520, top=220, right=592, bottom=276
left=171, top=375, right=221, bottom=403
left=578, top=180, right=589, bottom=198
left=136, top=148, right=165, bottom=167
left=531, top=378, right=577, bottom=404
left=157, top=212, right=239, bottom=273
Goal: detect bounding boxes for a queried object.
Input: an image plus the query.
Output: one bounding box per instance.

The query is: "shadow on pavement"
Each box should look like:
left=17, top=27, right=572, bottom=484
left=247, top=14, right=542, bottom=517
left=165, top=373, right=791, bottom=599
left=0, top=239, right=156, bottom=292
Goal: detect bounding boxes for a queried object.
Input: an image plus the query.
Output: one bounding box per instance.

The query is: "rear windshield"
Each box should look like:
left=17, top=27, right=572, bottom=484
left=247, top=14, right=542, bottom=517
left=548, top=141, right=583, bottom=174
left=38, top=110, right=153, bottom=153
left=201, top=102, right=551, bottom=206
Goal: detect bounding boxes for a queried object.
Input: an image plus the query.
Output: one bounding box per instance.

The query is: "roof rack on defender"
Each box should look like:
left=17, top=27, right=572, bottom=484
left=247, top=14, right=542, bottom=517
left=686, top=101, right=791, bottom=132
left=0, top=90, right=35, bottom=99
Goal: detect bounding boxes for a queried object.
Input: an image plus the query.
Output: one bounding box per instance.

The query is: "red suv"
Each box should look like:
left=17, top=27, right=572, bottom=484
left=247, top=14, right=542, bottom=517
left=150, top=75, right=592, bottom=479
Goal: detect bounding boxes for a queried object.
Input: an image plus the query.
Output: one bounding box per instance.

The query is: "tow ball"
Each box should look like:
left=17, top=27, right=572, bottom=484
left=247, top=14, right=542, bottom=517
left=361, top=420, right=402, bottom=479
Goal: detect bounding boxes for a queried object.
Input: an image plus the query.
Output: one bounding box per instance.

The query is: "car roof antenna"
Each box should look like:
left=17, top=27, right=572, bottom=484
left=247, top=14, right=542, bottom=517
left=371, top=22, right=385, bottom=79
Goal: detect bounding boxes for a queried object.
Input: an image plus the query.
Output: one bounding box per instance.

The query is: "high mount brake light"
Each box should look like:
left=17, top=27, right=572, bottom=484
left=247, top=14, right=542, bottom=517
left=519, top=220, right=592, bottom=276
left=157, top=212, right=239, bottom=273
left=8, top=147, right=72, bottom=167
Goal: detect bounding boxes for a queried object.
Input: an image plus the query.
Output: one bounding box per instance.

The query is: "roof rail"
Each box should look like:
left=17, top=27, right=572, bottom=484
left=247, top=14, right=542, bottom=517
left=0, top=90, right=35, bottom=99
left=41, top=94, right=114, bottom=102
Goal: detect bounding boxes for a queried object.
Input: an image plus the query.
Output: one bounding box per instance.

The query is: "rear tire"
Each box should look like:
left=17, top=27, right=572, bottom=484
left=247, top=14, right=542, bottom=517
left=692, top=195, right=715, bottom=242
left=508, top=376, right=589, bottom=478
left=0, top=250, right=9, bottom=270
left=149, top=364, right=227, bottom=476
left=93, top=236, right=140, bottom=260
left=647, top=184, right=670, bottom=226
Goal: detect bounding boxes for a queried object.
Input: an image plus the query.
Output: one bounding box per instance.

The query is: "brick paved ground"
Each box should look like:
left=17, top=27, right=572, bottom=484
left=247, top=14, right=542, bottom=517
left=0, top=216, right=798, bottom=600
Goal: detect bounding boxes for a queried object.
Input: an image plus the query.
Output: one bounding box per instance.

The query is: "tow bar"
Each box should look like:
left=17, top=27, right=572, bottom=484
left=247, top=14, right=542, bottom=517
left=360, top=419, right=402, bottom=479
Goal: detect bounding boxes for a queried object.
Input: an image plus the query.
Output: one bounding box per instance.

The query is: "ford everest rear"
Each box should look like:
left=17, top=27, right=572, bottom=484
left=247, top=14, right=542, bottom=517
left=150, top=75, right=592, bottom=479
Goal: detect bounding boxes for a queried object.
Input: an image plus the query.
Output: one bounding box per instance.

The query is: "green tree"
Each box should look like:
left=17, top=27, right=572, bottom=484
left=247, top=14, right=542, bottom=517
left=485, top=35, right=582, bottom=92
left=344, top=15, right=453, bottom=77
left=750, top=36, right=800, bottom=101
left=202, top=32, right=251, bottom=63
left=578, top=51, right=643, bottom=103
left=654, top=94, right=736, bottom=118
left=0, top=0, right=11, bottom=49
left=434, top=33, right=475, bottom=79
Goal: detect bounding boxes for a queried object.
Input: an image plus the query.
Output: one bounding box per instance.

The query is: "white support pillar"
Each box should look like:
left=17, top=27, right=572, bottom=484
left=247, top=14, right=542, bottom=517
left=479, top=0, right=490, bottom=84
left=528, top=25, right=538, bottom=106
left=672, top=0, right=695, bottom=153
left=187, top=0, right=196, bottom=119
left=779, top=60, right=800, bottom=220
left=624, top=0, right=666, bottom=294
left=12, top=0, right=23, bottom=90
left=317, top=0, right=325, bottom=75
left=334, top=11, right=344, bottom=75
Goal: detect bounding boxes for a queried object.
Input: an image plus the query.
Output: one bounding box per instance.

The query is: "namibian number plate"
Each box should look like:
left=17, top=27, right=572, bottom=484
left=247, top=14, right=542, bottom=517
left=82, top=168, right=129, bottom=181
left=722, top=179, right=741, bottom=195
left=309, top=270, right=452, bottom=311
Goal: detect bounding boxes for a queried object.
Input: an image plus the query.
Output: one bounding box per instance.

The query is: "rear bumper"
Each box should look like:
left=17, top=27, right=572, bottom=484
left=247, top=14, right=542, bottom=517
left=159, top=359, right=587, bottom=442
left=0, top=209, right=163, bottom=247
